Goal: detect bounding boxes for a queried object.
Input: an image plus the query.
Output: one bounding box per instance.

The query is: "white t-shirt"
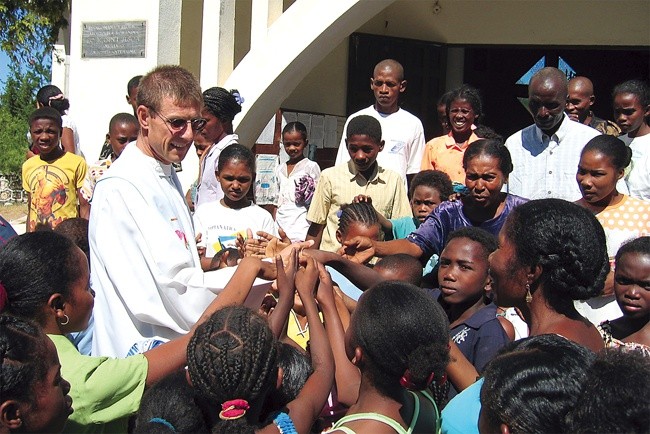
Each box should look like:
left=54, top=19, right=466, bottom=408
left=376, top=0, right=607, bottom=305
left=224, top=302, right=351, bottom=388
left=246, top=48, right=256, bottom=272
left=334, top=105, right=425, bottom=180
left=195, top=134, right=238, bottom=208
left=194, top=200, right=278, bottom=257
left=274, top=158, right=321, bottom=242
left=620, top=133, right=650, bottom=201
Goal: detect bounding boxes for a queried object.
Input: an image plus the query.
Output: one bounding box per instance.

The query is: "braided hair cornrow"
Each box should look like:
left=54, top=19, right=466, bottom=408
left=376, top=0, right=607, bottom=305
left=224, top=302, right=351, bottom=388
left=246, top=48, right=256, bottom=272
left=202, top=87, right=242, bottom=123
left=337, top=201, right=379, bottom=238
left=187, top=306, right=278, bottom=432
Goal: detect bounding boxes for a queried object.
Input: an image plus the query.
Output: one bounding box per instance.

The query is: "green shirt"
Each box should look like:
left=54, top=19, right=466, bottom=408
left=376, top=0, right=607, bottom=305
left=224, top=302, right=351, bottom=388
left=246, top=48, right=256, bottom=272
left=48, top=334, right=148, bottom=434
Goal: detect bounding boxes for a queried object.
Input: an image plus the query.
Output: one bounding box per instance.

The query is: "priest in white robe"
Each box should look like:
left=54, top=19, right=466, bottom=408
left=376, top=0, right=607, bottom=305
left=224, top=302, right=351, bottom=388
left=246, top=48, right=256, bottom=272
left=89, top=66, right=249, bottom=357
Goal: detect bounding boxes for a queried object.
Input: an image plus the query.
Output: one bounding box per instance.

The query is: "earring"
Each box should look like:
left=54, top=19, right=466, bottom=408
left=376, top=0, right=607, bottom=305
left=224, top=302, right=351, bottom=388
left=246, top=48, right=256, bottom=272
left=525, top=284, right=532, bottom=303
left=59, top=314, right=70, bottom=326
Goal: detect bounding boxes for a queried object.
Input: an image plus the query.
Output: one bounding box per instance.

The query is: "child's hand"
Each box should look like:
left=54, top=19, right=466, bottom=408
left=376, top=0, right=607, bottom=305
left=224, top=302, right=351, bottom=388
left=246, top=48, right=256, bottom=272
left=208, top=249, right=230, bottom=270
left=276, top=248, right=298, bottom=298
left=238, top=228, right=267, bottom=258
left=257, top=259, right=278, bottom=281
left=195, top=233, right=206, bottom=258
left=295, top=256, right=319, bottom=300
left=315, top=262, right=335, bottom=308
left=353, top=194, right=372, bottom=204
left=337, top=236, right=375, bottom=264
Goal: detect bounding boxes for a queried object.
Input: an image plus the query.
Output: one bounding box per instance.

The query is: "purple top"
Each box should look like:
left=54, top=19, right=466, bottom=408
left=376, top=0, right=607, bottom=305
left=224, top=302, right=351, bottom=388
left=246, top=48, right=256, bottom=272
left=407, top=194, right=528, bottom=262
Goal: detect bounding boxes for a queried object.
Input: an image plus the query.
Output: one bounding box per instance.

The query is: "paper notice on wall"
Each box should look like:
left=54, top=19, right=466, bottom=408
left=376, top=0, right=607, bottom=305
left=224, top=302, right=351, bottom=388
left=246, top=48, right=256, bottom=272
left=254, top=154, right=279, bottom=205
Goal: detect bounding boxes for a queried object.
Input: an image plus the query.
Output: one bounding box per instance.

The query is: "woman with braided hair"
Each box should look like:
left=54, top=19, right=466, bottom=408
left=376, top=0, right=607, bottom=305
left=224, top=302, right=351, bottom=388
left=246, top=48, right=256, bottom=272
left=195, top=86, right=243, bottom=208
left=488, top=198, right=608, bottom=351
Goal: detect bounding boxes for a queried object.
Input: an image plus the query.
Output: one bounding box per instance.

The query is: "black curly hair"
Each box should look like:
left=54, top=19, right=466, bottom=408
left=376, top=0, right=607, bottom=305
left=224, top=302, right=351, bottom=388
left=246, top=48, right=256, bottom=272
left=567, top=348, right=650, bottom=433
left=186, top=306, right=278, bottom=433
left=349, top=281, right=450, bottom=402
left=480, top=334, right=595, bottom=434
left=0, top=315, right=52, bottom=404
left=447, top=84, right=484, bottom=124
left=504, top=199, right=609, bottom=311
left=0, top=232, right=83, bottom=325
left=347, top=115, right=382, bottom=143
left=408, top=170, right=453, bottom=201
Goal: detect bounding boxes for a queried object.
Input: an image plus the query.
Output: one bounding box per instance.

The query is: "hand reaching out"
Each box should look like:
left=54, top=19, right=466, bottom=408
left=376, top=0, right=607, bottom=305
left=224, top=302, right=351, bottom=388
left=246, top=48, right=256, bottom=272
left=276, top=247, right=298, bottom=298
left=295, top=256, right=319, bottom=301
left=337, top=236, right=375, bottom=264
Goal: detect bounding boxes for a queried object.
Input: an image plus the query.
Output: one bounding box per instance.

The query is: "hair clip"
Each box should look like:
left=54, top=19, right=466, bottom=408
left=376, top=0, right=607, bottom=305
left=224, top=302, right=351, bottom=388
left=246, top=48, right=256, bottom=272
left=219, top=399, right=250, bottom=420
left=149, top=418, right=176, bottom=432
left=230, top=90, right=245, bottom=106
left=0, top=281, right=8, bottom=312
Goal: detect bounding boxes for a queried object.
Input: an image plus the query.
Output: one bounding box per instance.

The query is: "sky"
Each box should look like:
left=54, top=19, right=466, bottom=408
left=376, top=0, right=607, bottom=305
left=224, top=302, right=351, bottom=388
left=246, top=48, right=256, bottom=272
left=0, top=51, right=10, bottom=91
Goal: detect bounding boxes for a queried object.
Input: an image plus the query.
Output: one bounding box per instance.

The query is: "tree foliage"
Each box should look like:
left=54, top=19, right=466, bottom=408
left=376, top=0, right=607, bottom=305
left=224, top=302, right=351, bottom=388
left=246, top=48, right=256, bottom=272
left=0, top=1, right=68, bottom=176
left=0, top=66, right=44, bottom=175
left=0, top=0, right=68, bottom=66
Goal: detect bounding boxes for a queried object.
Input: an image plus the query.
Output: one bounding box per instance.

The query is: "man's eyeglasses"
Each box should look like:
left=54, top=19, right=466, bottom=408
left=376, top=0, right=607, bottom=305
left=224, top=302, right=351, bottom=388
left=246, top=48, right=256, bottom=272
left=148, top=107, right=207, bottom=132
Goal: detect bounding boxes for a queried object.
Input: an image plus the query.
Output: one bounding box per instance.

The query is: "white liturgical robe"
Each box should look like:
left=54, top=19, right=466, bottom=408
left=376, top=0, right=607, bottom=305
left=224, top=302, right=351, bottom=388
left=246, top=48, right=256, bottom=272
left=89, top=144, right=239, bottom=357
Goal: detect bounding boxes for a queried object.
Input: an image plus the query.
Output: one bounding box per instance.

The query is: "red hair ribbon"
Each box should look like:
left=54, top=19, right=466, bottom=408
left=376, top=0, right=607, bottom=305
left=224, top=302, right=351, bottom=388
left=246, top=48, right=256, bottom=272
left=400, top=369, right=441, bottom=390
left=0, top=281, right=7, bottom=312
left=219, top=399, right=250, bottom=420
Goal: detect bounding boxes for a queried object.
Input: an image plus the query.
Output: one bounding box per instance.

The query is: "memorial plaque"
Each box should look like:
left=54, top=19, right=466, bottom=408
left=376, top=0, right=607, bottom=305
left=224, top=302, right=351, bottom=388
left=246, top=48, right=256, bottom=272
left=82, top=21, right=146, bottom=58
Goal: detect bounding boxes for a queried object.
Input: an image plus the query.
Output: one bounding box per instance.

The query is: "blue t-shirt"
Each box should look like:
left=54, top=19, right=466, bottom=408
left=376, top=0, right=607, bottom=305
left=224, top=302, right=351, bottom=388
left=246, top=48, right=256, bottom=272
left=441, top=378, right=483, bottom=434
left=389, top=216, right=439, bottom=275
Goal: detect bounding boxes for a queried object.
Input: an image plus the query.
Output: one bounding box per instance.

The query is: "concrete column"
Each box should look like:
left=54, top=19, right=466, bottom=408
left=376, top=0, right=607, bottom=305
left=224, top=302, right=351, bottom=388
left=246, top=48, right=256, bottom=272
left=445, top=47, right=465, bottom=90
left=158, top=0, right=182, bottom=64
left=250, top=0, right=283, bottom=49
left=199, top=0, right=236, bottom=87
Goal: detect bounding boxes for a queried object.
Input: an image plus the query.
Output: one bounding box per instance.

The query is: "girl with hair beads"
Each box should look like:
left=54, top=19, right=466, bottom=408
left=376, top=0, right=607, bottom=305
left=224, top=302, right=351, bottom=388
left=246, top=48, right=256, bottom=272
left=195, top=87, right=243, bottom=208
left=327, top=281, right=450, bottom=434
left=0, top=315, right=73, bottom=434
left=575, top=135, right=650, bottom=324
left=194, top=144, right=278, bottom=270
left=0, top=231, right=277, bottom=433
left=186, top=256, right=334, bottom=434
left=421, top=85, right=483, bottom=185
left=272, top=121, right=321, bottom=242
left=32, top=84, right=82, bottom=157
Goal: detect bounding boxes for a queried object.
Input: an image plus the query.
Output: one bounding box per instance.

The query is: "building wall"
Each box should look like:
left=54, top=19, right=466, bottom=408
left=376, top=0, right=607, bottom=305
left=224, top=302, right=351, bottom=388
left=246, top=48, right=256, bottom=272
left=60, top=0, right=649, bottom=191
left=66, top=0, right=161, bottom=160
left=359, top=0, right=650, bottom=46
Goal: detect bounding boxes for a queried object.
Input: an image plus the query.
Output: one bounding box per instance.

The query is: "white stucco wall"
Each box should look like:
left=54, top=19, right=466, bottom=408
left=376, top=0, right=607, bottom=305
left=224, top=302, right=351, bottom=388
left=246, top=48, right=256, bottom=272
left=66, top=0, right=160, bottom=162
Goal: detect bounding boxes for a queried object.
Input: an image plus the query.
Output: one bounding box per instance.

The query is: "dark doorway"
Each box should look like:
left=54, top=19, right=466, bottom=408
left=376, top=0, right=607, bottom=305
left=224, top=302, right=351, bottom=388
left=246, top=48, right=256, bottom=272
left=463, top=47, right=650, bottom=138
left=347, top=33, right=447, bottom=141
